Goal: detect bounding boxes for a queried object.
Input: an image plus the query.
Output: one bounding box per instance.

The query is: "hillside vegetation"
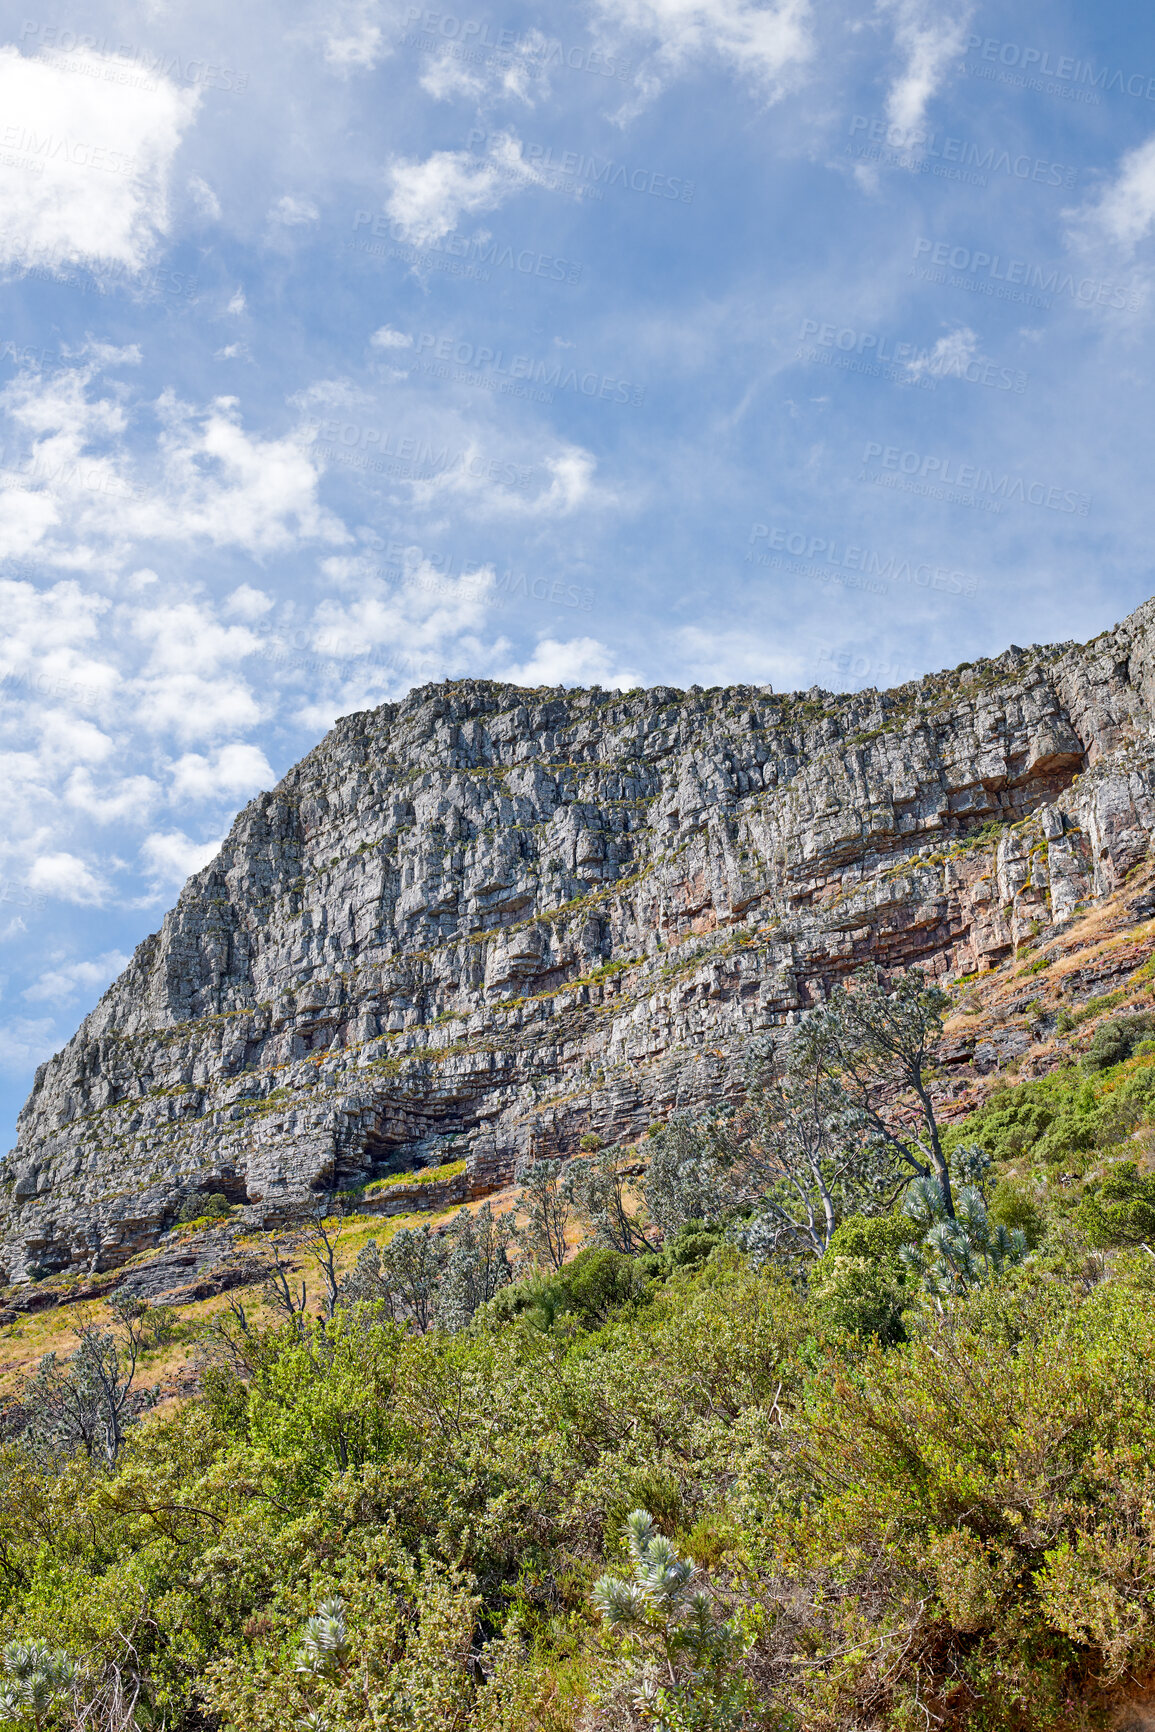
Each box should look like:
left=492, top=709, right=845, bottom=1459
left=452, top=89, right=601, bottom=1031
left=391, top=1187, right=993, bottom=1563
left=7, top=942, right=1155, bottom=1728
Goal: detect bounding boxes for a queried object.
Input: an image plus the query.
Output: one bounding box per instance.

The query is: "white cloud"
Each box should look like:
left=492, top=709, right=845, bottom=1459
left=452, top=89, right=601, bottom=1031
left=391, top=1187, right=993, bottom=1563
left=411, top=441, right=598, bottom=517
left=879, top=0, right=974, bottom=134
left=672, top=624, right=807, bottom=687
left=223, top=584, right=273, bottom=621
left=27, top=850, right=107, bottom=904
left=169, top=743, right=275, bottom=802
left=131, top=600, right=259, bottom=675
left=0, top=46, right=199, bottom=275
left=0, top=475, right=61, bottom=558
left=385, top=136, right=534, bottom=244
left=144, top=392, right=350, bottom=552
left=1080, top=134, right=1155, bottom=252
left=137, top=672, right=263, bottom=745
left=499, top=637, right=644, bottom=688
left=24, top=949, right=129, bottom=1004
left=370, top=325, right=412, bottom=349
left=74, top=340, right=142, bottom=369
left=227, top=287, right=247, bottom=315
left=128, top=596, right=264, bottom=745
left=419, top=56, right=487, bottom=103
left=534, top=448, right=597, bottom=513
left=904, top=325, right=978, bottom=381
left=316, top=0, right=391, bottom=72
left=214, top=342, right=249, bottom=361
left=0, top=367, right=352, bottom=561
left=593, top=0, right=812, bottom=105
left=141, top=829, right=222, bottom=885
left=37, top=713, right=113, bottom=764
left=64, top=769, right=158, bottom=825
left=314, top=555, right=498, bottom=659
left=270, top=194, right=320, bottom=226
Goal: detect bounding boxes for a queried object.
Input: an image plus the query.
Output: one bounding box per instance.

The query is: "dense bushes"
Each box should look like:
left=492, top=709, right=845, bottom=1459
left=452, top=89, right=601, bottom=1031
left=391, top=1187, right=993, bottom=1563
left=9, top=1018, right=1155, bottom=1725
left=946, top=1052, right=1155, bottom=1172
left=8, top=1240, right=1155, bottom=1729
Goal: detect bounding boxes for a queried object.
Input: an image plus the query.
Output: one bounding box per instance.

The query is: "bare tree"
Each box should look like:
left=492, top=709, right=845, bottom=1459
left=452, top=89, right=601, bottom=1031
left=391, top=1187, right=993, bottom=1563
left=811, top=964, right=956, bottom=1217
left=22, top=1319, right=144, bottom=1469
left=262, top=1236, right=310, bottom=1334
left=300, top=1207, right=346, bottom=1321
left=562, top=1146, right=657, bottom=1255
left=736, top=1021, right=902, bottom=1263
left=514, top=1159, right=572, bottom=1271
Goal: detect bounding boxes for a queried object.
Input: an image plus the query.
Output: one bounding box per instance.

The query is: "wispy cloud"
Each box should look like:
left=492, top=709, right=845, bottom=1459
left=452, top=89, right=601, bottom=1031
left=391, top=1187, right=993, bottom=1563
left=878, top=0, right=974, bottom=133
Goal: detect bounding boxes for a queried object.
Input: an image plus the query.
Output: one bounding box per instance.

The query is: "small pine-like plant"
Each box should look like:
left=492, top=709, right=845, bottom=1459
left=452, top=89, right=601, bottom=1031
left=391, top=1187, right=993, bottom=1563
left=0, top=1638, right=77, bottom=1731
left=593, top=1510, right=751, bottom=1729
left=900, top=1176, right=1028, bottom=1303
left=296, top=1596, right=351, bottom=1678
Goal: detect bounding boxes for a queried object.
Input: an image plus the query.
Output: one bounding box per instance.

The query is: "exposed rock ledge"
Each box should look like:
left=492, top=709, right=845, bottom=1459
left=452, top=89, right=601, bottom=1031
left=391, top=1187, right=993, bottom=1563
left=7, top=595, right=1155, bottom=1280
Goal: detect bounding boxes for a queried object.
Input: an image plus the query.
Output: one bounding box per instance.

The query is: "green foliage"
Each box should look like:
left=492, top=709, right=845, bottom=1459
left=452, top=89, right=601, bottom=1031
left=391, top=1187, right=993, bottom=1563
left=0, top=1639, right=76, bottom=1731
left=760, top=1269, right=1155, bottom=1726
left=662, top=1220, right=724, bottom=1270
left=945, top=1052, right=1155, bottom=1172
left=363, top=1159, right=467, bottom=1196
left=988, top=1176, right=1047, bottom=1248
left=807, top=1249, right=907, bottom=1345
left=899, top=1176, right=1029, bottom=1301
left=1083, top=1012, right=1155, bottom=1070
left=807, top=1212, right=915, bottom=1344
left=592, top=1510, right=752, bottom=1729
left=177, top=1191, right=230, bottom=1223
left=18, top=1024, right=1155, bottom=1727
left=1074, top=1160, right=1155, bottom=1247
left=487, top=1244, right=653, bottom=1332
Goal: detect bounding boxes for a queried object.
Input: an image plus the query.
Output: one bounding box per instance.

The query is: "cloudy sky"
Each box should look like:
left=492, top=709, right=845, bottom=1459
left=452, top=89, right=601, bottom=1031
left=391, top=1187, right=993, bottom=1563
left=1, top=0, right=1154, bottom=1140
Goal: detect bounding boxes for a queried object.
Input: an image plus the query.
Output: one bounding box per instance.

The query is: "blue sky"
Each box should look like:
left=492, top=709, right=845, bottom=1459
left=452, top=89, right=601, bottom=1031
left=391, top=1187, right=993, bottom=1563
left=2, top=0, right=1155, bottom=1143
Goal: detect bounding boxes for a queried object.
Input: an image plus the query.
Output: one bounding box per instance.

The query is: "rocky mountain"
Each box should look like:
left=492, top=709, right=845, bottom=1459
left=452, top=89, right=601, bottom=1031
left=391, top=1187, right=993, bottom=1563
left=7, top=595, right=1155, bottom=1282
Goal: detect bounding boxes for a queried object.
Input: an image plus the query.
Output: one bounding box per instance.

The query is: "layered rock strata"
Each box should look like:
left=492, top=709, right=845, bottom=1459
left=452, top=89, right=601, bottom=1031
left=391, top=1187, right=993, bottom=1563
left=8, top=596, right=1155, bottom=1279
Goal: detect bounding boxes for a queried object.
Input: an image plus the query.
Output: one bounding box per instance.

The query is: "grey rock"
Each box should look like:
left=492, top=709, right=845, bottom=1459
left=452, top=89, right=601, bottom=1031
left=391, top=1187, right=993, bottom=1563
left=8, top=596, right=1155, bottom=1278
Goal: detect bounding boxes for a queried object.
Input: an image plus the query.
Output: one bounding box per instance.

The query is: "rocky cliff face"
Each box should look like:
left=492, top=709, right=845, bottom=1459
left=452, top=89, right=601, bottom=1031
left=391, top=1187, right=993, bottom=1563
left=8, top=597, right=1155, bottom=1280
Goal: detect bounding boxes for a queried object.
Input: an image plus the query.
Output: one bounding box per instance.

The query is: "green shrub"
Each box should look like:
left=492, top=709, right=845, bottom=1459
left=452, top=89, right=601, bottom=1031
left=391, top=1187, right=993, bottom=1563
left=177, top=1191, right=230, bottom=1223
left=1083, top=1013, right=1155, bottom=1071
left=988, top=1176, right=1048, bottom=1248
left=806, top=1214, right=916, bottom=1345
left=808, top=1253, right=907, bottom=1344
left=663, top=1218, right=724, bottom=1269
left=1074, top=1161, right=1155, bottom=1247
left=488, top=1245, right=653, bottom=1332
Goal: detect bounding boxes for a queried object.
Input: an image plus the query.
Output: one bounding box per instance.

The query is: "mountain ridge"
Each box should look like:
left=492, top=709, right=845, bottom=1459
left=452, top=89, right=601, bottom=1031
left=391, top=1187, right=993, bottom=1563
left=7, top=595, right=1155, bottom=1281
